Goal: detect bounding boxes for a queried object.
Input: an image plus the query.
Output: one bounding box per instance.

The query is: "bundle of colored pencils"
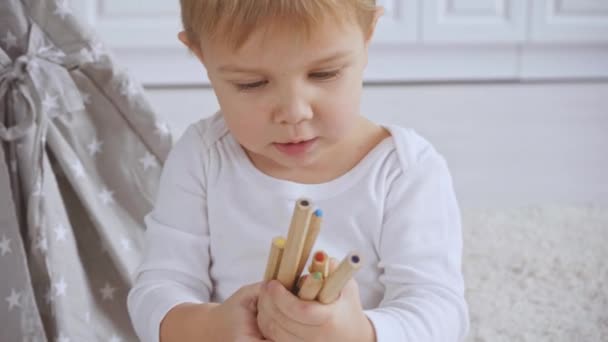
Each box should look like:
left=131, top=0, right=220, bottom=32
left=263, top=198, right=361, bottom=304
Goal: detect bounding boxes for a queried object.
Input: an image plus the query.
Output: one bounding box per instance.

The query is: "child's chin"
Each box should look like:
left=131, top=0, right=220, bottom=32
left=277, top=155, right=319, bottom=169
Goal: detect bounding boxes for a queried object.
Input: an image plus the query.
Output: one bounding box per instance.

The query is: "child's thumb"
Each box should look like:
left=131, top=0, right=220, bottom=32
left=343, top=277, right=360, bottom=297
left=233, top=282, right=264, bottom=310
left=237, top=282, right=264, bottom=297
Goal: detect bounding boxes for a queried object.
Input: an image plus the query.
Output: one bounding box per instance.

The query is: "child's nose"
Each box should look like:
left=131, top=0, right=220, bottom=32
left=273, top=92, right=313, bottom=125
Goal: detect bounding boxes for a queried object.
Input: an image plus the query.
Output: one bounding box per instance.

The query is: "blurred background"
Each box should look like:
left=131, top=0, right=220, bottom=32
left=70, top=0, right=608, bottom=210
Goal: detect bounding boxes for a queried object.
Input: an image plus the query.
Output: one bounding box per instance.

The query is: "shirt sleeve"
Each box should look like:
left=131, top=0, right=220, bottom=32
left=364, top=145, right=470, bottom=342
left=127, top=126, right=213, bottom=342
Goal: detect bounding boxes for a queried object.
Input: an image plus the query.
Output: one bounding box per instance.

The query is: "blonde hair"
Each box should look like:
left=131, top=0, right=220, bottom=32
left=180, top=0, right=377, bottom=50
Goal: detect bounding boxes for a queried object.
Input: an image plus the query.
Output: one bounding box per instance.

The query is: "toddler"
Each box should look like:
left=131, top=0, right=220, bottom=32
left=127, top=1, right=470, bottom=341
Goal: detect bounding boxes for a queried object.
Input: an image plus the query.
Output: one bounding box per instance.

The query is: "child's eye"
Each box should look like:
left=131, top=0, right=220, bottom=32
left=235, top=80, right=268, bottom=91
left=309, top=70, right=341, bottom=81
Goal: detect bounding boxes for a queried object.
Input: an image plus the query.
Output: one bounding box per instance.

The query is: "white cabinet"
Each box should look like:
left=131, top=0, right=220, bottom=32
left=72, top=0, right=608, bottom=85
left=530, top=0, right=608, bottom=43
left=422, top=0, right=527, bottom=43
left=374, top=0, right=418, bottom=43
left=522, top=0, right=608, bottom=79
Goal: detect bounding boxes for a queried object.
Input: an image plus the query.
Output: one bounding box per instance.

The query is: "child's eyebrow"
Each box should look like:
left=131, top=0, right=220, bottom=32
left=307, top=50, right=352, bottom=67
left=218, top=50, right=352, bottom=74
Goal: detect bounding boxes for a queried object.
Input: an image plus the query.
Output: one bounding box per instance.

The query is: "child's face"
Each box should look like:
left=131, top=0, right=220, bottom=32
left=191, top=17, right=373, bottom=176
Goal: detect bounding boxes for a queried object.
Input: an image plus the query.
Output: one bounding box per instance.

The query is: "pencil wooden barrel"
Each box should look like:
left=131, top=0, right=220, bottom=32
left=309, top=250, right=329, bottom=278
left=317, top=252, right=362, bottom=304
left=264, top=236, right=286, bottom=281
left=296, top=209, right=323, bottom=278
left=276, top=199, right=313, bottom=290
left=297, top=272, right=323, bottom=301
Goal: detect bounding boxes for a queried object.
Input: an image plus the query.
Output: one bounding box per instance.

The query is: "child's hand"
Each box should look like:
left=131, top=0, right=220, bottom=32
left=256, top=277, right=375, bottom=342
left=209, top=282, right=269, bottom=341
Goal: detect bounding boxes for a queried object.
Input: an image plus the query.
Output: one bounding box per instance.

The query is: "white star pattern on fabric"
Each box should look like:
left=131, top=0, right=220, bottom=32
left=28, top=59, right=41, bottom=73
left=0, top=235, right=12, bottom=256
left=45, top=286, right=54, bottom=304
left=37, top=45, right=66, bottom=60
left=118, top=77, right=140, bottom=98
left=54, top=277, right=68, bottom=297
left=70, top=159, right=86, bottom=179
left=139, top=152, right=158, bottom=171
left=108, top=335, right=123, bottom=342
left=79, top=48, right=94, bottom=64
left=57, top=333, right=70, bottom=342
left=119, top=237, right=132, bottom=252
left=54, top=224, right=68, bottom=242
left=81, top=92, right=92, bottom=105
left=90, top=41, right=105, bottom=62
left=87, top=138, right=103, bottom=157
left=2, top=31, right=17, bottom=50
left=54, top=0, right=73, bottom=19
left=5, top=288, right=21, bottom=310
left=100, top=283, right=116, bottom=301
left=31, top=179, right=43, bottom=197
left=98, top=187, right=115, bottom=206
left=42, top=93, right=59, bottom=117
left=34, top=234, right=48, bottom=253
left=155, top=121, right=171, bottom=137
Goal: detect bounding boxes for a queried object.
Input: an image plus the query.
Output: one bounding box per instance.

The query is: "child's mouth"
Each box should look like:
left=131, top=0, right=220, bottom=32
left=274, top=138, right=318, bottom=156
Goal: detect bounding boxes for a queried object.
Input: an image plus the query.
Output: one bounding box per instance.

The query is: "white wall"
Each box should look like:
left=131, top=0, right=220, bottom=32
left=145, top=82, right=608, bottom=210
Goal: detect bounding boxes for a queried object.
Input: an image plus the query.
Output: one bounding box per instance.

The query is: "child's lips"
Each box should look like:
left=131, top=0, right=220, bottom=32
left=273, top=138, right=318, bottom=156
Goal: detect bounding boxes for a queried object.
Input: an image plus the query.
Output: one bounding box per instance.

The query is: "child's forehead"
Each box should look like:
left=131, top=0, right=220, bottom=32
left=207, top=16, right=363, bottom=55
left=203, top=19, right=363, bottom=71
left=201, top=8, right=366, bottom=52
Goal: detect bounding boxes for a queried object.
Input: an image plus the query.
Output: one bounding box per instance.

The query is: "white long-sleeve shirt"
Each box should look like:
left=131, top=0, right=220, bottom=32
left=127, top=112, right=469, bottom=342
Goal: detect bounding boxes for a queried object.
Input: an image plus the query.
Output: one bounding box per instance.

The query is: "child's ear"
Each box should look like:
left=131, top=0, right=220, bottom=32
left=178, top=31, right=205, bottom=63
left=365, top=6, right=385, bottom=46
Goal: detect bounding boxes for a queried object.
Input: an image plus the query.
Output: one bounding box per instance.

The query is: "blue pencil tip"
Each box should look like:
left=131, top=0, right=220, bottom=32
left=314, top=209, right=323, bottom=217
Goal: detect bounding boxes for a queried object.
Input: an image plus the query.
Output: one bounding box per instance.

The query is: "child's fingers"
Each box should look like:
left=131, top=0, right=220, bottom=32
left=341, top=277, right=360, bottom=298
left=257, top=304, right=307, bottom=342
left=235, top=337, right=271, bottom=342
left=264, top=280, right=331, bottom=326
left=235, top=282, right=264, bottom=299
left=257, top=291, right=306, bottom=340
left=232, top=282, right=264, bottom=312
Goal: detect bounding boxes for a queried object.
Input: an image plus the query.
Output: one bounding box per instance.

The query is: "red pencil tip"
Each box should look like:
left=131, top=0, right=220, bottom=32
left=314, top=251, right=325, bottom=262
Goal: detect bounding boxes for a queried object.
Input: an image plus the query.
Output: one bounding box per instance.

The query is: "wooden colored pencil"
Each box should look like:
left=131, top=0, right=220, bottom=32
left=295, top=274, right=308, bottom=292
left=276, top=198, right=313, bottom=290
left=296, top=209, right=323, bottom=278
left=317, top=252, right=362, bottom=304
left=297, top=272, right=324, bottom=301
left=308, top=250, right=329, bottom=278
left=264, top=236, right=286, bottom=281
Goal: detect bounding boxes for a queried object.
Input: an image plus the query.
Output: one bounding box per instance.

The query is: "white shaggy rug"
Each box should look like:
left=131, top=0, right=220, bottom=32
left=462, top=205, right=608, bottom=342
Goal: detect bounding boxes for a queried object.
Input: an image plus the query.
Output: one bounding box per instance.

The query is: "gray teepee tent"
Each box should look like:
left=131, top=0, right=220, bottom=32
left=1, top=0, right=172, bottom=340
